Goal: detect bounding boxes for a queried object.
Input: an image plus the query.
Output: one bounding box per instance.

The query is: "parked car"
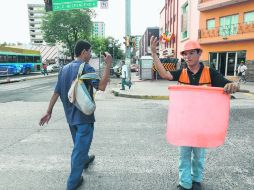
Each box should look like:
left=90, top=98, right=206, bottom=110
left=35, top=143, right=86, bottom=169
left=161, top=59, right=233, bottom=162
left=47, top=64, right=60, bottom=73
left=113, top=64, right=122, bottom=78
left=131, top=64, right=139, bottom=72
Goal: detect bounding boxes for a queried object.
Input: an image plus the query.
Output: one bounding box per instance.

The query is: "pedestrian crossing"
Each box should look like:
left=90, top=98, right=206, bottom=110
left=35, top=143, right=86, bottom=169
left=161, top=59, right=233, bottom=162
left=0, top=83, right=31, bottom=91
left=0, top=83, right=53, bottom=92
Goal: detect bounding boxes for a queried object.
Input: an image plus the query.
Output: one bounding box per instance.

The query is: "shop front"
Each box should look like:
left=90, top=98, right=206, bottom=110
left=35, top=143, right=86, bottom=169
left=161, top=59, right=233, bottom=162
left=209, top=51, right=246, bottom=76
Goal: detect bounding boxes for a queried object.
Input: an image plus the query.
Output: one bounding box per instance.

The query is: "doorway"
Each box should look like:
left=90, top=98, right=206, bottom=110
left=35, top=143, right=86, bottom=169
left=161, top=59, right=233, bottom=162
left=227, top=52, right=236, bottom=76
left=218, top=53, right=226, bottom=76
left=209, top=51, right=246, bottom=76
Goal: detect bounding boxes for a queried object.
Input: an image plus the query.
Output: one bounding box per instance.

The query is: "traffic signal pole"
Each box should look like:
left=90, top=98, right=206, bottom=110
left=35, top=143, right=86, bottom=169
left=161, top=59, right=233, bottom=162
left=125, top=0, right=131, bottom=79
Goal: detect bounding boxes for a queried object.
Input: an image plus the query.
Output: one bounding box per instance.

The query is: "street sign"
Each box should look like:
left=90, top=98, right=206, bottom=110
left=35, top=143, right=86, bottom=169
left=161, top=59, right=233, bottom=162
left=100, top=1, right=108, bottom=9
left=53, top=0, right=98, bottom=11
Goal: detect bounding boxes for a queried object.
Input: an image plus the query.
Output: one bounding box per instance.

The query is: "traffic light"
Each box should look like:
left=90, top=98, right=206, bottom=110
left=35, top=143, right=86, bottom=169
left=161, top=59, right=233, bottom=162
left=44, top=0, right=53, bottom=12
left=123, top=36, right=130, bottom=47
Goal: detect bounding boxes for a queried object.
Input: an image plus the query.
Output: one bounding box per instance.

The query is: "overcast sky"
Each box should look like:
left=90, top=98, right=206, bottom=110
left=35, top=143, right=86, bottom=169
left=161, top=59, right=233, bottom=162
left=0, top=0, right=164, bottom=44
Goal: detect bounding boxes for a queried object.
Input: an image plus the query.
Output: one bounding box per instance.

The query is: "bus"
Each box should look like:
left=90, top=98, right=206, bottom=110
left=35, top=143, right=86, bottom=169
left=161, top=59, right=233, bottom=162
left=0, top=51, right=42, bottom=76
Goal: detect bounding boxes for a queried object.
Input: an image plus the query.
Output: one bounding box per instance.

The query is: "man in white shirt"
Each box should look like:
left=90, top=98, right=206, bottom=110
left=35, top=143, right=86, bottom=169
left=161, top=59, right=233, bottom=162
left=237, top=60, right=247, bottom=82
left=120, top=61, right=131, bottom=90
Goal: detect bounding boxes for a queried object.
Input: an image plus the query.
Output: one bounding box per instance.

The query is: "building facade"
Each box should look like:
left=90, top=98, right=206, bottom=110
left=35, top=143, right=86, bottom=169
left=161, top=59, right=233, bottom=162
left=160, top=0, right=200, bottom=60
left=160, top=0, right=178, bottom=58
left=177, top=0, right=200, bottom=58
left=92, top=22, right=105, bottom=37
left=133, top=35, right=142, bottom=51
left=27, top=4, right=45, bottom=45
left=198, top=0, right=254, bottom=80
left=139, top=27, right=160, bottom=57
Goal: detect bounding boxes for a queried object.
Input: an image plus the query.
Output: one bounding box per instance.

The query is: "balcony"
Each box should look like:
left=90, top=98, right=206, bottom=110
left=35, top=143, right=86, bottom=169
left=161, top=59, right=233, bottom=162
left=198, top=22, right=254, bottom=44
left=198, top=0, right=249, bottom=11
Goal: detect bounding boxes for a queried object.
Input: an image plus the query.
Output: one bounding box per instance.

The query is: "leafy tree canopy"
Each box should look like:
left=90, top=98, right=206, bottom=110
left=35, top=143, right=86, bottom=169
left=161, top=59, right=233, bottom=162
left=90, top=36, right=124, bottom=61
left=42, top=9, right=94, bottom=59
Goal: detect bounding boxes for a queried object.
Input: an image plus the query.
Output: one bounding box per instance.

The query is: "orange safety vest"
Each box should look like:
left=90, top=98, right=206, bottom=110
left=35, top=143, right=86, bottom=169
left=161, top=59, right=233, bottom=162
left=178, top=66, right=211, bottom=86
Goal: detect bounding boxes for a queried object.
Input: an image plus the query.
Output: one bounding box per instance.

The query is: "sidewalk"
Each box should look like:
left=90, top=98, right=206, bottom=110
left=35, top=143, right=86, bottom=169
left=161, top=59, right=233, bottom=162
left=112, top=73, right=254, bottom=100
left=0, top=72, right=58, bottom=84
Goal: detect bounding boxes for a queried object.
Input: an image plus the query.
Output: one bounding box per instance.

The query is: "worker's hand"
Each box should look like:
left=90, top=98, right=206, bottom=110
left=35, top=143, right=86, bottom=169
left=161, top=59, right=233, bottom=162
left=150, top=36, right=159, bottom=54
left=39, top=112, right=51, bottom=126
left=224, top=83, right=239, bottom=94
left=103, top=52, right=112, bottom=67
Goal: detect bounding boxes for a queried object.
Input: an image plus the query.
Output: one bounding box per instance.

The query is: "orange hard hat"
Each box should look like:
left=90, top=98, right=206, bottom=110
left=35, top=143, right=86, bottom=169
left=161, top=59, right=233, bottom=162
left=180, top=40, right=202, bottom=55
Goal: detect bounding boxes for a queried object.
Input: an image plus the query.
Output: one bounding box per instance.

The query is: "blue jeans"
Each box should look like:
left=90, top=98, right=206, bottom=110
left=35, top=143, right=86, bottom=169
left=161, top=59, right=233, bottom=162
left=179, top=146, right=206, bottom=189
left=67, top=123, right=94, bottom=190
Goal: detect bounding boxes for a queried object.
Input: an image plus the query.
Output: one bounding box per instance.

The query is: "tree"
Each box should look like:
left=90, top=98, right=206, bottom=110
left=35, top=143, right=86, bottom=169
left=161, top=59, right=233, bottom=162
left=41, top=9, right=94, bottom=60
left=89, top=36, right=107, bottom=56
left=89, top=36, right=124, bottom=60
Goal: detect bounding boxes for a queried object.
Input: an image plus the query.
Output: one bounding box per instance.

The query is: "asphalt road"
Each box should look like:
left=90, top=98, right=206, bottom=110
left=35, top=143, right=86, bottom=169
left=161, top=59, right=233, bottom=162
left=0, top=76, right=253, bottom=190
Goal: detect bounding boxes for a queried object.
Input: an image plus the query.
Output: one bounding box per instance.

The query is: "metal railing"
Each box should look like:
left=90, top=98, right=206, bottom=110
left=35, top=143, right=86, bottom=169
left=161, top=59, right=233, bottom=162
left=198, top=22, right=254, bottom=39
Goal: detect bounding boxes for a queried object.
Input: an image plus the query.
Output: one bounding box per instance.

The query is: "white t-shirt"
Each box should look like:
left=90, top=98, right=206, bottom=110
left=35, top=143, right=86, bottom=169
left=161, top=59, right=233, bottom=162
left=121, top=65, right=129, bottom=79
left=238, top=65, right=247, bottom=75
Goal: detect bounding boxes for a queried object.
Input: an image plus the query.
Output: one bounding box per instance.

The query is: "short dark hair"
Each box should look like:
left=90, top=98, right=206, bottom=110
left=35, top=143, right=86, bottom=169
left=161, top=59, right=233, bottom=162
left=74, top=40, right=91, bottom=57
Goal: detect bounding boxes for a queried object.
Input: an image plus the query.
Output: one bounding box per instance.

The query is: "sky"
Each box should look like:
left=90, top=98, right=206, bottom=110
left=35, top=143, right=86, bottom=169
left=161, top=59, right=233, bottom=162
left=0, top=0, right=164, bottom=44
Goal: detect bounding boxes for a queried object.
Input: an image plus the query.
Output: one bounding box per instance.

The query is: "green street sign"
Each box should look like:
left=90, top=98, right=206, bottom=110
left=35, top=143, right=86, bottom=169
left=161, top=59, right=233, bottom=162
left=53, top=0, right=98, bottom=11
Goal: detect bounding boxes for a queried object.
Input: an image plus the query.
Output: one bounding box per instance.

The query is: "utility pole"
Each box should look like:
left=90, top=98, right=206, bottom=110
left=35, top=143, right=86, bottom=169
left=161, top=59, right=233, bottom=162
left=125, top=0, right=131, bottom=80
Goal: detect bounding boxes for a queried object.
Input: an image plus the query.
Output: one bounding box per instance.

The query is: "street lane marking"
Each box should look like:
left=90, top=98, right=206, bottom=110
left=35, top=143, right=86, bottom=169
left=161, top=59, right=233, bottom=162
left=0, top=84, right=31, bottom=91
left=33, top=86, right=52, bottom=91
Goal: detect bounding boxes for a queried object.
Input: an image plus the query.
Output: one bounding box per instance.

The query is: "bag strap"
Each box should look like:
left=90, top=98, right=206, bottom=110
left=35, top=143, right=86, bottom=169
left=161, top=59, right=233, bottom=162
left=77, top=63, right=101, bottom=80
left=77, top=64, right=101, bottom=98
left=77, top=62, right=86, bottom=79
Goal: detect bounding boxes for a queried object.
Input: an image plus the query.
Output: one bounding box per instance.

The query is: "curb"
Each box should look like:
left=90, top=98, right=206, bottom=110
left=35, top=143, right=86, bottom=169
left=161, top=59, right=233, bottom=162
left=0, top=79, right=20, bottom=85
left=22, top=74, right=58, bottom=81
left=112, top=90, right=254, bottom=100
left=0, top=73, right=58, bottom=85
left=112, top=90, right=169, bottom=100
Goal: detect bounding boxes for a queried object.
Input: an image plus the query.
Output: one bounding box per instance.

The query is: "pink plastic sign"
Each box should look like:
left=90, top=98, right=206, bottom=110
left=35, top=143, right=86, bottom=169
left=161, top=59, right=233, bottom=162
left=166, top=85, right=230, bottom=148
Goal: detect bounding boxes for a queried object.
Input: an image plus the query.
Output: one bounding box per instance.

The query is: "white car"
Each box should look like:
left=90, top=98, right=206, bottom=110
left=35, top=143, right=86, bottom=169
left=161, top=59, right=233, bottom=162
left=47, top=64, right=60, bottom=73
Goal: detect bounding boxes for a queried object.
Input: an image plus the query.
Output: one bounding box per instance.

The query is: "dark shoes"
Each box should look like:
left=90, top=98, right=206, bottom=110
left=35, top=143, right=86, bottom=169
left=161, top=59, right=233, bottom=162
left=177, top=185, right=192, bottom=190
left=84, top=155, right=95, bottom=169
left=192, top=182, right=202, bottom=190
left=177, top=182, right=202, bottom=190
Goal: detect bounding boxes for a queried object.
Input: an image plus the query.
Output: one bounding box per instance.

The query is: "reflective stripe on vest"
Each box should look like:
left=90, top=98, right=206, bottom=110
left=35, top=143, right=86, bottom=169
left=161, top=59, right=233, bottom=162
left=178, top=66, right=211, bottom=86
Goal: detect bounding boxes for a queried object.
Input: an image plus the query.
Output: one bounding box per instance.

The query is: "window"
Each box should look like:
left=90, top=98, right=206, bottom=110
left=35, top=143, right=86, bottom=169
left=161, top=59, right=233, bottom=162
left=34, top=56, right=41, bottom=63
left=18, top=56, right=26, bottom=63
left=244, top=11, right=254, bottom=23
left=207, top=19, right=215, bottom=30
left=209, top=53, right=218, bottom=69
left=26, top=56, right=33, bottom=62
left=219, top=14, right=238, bottom=36
left=7, top=55, right=17, bottom=63
left=237, top=51, right=246, bottom=65
left=181, top=3, right=189, bottom=40
left=0, top=55, right=7, bottom=63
